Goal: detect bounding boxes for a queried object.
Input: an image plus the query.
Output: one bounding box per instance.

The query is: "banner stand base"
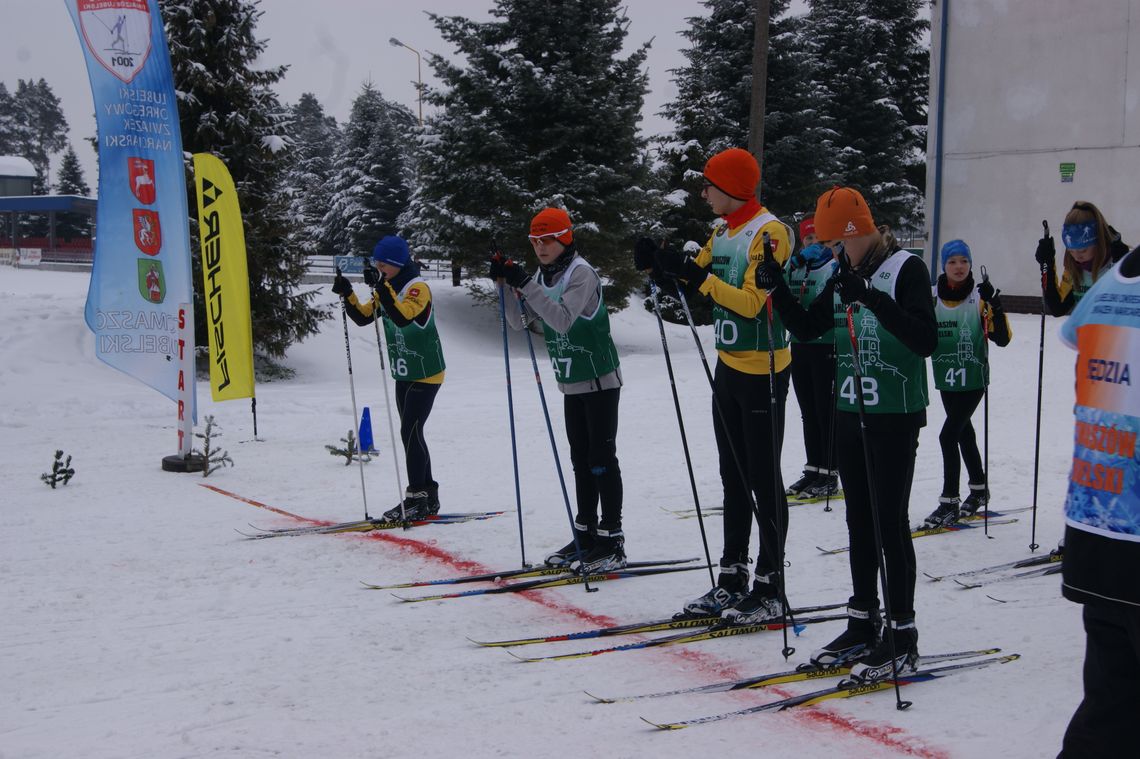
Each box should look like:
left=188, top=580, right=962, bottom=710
left=161, top=453, right=207, bottom=473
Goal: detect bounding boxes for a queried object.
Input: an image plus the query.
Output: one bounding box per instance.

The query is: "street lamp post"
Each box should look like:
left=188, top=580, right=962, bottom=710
left=388, top=37, right=423, bottom=127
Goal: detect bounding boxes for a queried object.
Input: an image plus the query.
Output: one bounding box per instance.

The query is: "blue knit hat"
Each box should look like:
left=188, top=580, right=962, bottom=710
left=372, top=235, right=410, bottom=268
left=940, top=239, right=971, bottom=270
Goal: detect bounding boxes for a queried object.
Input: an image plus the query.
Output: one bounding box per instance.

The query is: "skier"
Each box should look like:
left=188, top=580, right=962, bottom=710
left=921, top=240, right=1012, bottom=528
left=1057, top=242, right=1140, bottom=758
left=1038, top=201, right=1127, bottom=316
left=756, top=186, right=937, bottom=682
left=492, top=208, right=626, bottom=574
left=332, top=235, right=445, bottom=521
left=784, top=214, right=840, bottom=502
left=636, top=147, right=794, bottom=625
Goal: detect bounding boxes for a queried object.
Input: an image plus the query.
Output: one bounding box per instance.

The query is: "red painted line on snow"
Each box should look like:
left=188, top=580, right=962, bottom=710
left=201, top=484, right=336, bottom=526
left=220, top=491, right=944, bottom=756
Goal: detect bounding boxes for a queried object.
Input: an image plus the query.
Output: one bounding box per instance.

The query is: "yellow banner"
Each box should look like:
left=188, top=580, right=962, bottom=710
left=193, top=153, right=255, bottom=401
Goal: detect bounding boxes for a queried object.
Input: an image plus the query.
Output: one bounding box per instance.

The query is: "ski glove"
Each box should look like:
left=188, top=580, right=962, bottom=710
left=633, top=237, right=659, bottom=271
left=488, top=252, right=506, bottom=281
left=833, top=268, right=879, bottom=308
left=1035, top=235, right=1055, bottom=268
left=502, top=259, right=532, bottom=289
left=977, top=278, right=996, bottom=302
left=656, top=246, right=708, bottom=286
left=363, top=266, right=383, bottom=288
left=754, top=257, right=786, bottom=292
left=332, top=273, right=353, bottom=297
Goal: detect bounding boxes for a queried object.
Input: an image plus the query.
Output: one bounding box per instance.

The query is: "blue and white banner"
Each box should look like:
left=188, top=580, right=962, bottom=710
left=67, top=0, right=195, bottom=419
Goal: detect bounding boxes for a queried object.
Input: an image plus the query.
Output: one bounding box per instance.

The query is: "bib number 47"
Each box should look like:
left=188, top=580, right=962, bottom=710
left=551, top=357, right=573, bottom=379
left=840, top=375, right=879, bottom=406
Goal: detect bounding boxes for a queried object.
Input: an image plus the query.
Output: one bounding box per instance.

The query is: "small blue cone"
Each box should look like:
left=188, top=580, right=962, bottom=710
left=359, top=407, right=377, bottom=453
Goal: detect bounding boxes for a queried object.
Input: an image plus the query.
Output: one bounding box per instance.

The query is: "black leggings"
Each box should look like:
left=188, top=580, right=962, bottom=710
left=790, top=342, right=835, bottom=471
left=835, top=411, right=920, bottom=617
left=713, top=361, right=789, bottom=578
left=938, top=388, right=985, bottom=497
left=564, top=388, right=623, bottom=531
left=395, top=380, right=439, bottom=490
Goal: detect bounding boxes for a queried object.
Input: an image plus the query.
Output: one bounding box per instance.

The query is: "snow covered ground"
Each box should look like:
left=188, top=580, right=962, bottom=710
left=2, top=265, right=1080, bottom=758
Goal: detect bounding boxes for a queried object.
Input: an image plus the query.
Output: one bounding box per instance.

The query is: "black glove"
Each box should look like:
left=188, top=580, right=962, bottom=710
left=754, top=257, right=785, bottom=291
left=488, top=252, right=506, bottom=280
left=363, top=266, right=383, bottom=287
left=1035, top=235, right=1055, bottom=267
left=977, top=278, right=996, bottom=302
left=656, top=247, right=708, bottom=285
left=833, top=268, right=873, bottom=306
left=502, top=259, right=531, bottom=289
left=634, top=237, right=659, bottom=271
left=332, top=272, right=353, bottom=297
left=1109, top=225, right=1129, bottom=262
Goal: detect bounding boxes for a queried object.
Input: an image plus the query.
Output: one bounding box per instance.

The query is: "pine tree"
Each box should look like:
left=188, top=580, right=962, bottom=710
left=53, top=145, right=91, bottom=240
left=284, top=93, right=340, bottom=258
left=323, top=84, right=414, bottom=257
left=0, top=83, right=26, bottom=157
left=658, top=0, right=838, bottom=249
left=12, top=78, right=69, bottom=191
left=160, top=0, right=326, bottom=359
left=402, top=0, right=655, bottom=308
left=801, top=0, right=928, bottom=231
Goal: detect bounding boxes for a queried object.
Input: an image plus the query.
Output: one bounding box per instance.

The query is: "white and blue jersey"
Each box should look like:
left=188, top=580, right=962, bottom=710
left=1061, top=266, right=1140, bottom=543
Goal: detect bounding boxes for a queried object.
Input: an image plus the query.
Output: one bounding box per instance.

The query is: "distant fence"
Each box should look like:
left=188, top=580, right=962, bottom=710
left=303, top=256, right=453, bottom=284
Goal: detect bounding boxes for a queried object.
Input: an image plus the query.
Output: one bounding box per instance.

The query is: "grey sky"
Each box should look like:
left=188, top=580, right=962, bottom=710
left=5, top=0, right=782, bottom=190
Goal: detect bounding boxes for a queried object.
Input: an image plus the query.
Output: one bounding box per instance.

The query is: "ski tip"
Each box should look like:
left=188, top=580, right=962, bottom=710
left=505, top=649, right=538, bottom=663
left=986, top=594, right=1010, bottom=604
left=792, top=624, right=806, bottom=636
left=923, top=572, right=943, bottom=582
left=583, top=690, right=614, bottom=704
left=954, top=579, right=981, bottom=590
left=640, top=716, right=684, bottom=731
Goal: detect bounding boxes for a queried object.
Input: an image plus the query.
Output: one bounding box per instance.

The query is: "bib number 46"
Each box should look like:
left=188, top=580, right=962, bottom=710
left=840, top=375, right=879, bottom=406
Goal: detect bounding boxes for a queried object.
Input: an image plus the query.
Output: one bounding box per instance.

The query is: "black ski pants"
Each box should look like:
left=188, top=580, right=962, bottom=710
left=835, top=410, right=921, bottom=618
left=938, top=388, right=985, bottom=498
left=395, top=380, right=439, bottom=491
left=713, top=361, right=789, bottom=579
left=564, top=388, right=623, bottom=531
left=790, top=342, right=835, bottom=472
left=1060, top=603, right=1140, bottom=758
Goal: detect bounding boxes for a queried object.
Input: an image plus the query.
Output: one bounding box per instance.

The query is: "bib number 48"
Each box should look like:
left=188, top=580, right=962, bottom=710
left=840, top=375, right=879, bottom=406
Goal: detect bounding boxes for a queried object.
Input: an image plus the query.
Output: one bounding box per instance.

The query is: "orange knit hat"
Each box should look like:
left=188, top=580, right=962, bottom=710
left=703, top=148, right=760, bottom=200
left=529, top=207, right=573, bottom=245
left=813, top=187, right=876, bottom=240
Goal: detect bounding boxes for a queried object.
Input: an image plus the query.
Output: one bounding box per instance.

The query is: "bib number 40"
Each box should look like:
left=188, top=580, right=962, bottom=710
left=840, top=375, right=879, bottom=406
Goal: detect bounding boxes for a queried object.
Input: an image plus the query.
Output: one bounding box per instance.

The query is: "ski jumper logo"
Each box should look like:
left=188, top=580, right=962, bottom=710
left=128, top=156, right=155, bottom=204
left=77, top=0, right=153, bottom=84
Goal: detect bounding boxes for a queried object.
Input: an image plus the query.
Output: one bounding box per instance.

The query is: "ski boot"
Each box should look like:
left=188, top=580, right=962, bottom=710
left=679, top=558, right=748, bottom=618
left=573, top=527, right=627, bottom=574
left=801, top=470, right=840, bottom=500
left=722, top=572, right=785, bottom=625
left=810, top=603, right=881, bottom=668
left=846, top=616, right=919, bottom=684
left=960, top=483, right=989, bottom=516
left=381, top=488, right=433, bottom=522
left=922, top=497, right=961, bottom=529
left=786, top=467, right=820, bottom=498
left=545, top=522, right=594, bottom=568
left=425, top=482, right=441, bottom=516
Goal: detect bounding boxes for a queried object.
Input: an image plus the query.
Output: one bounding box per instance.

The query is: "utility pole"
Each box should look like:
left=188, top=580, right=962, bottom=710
left=748, top=0, right=771, bottom=192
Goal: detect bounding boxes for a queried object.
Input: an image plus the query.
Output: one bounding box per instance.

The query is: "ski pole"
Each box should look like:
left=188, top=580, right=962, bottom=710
left=824, top=344, right=838, bottom=513
left=368, top=274, right=407, bottom=522
left=762, top=231, right=794, bottom=660
left=337, top=268, right=371, bottom=521
left=1030, top=221, right=1049, bottom=552
left=516, top=293, right=595, bottom=592
left=497, top=270, right=528, bottom=568
left=980, top=264, right=991, bottom=538
left=844, top=299, right=911, bottom=711
left=648, top=277, right=715, bottom=587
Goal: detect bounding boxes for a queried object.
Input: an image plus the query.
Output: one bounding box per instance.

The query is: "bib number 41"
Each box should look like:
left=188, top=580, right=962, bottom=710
left=840, top=374, right=879, bottom=406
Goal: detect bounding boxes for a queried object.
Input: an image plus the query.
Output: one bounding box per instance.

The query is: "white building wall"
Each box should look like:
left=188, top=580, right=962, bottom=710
left=925, top=0, right=1140, bottom=297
